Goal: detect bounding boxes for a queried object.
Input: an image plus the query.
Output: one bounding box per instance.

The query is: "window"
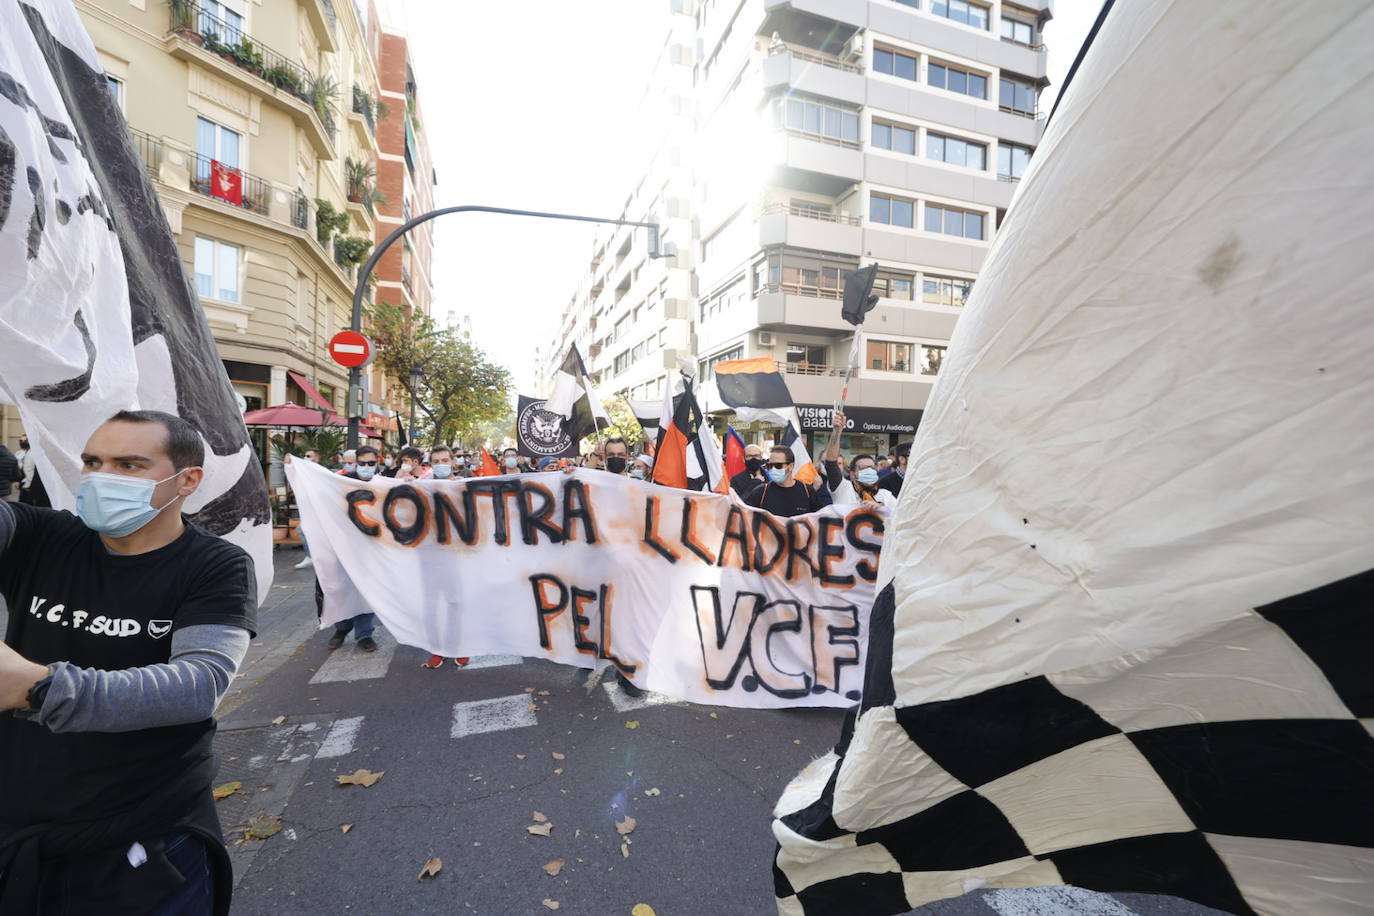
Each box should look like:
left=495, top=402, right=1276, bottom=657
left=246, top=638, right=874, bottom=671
left=199, top=0, right=244, bottom=42
left=105, top=76, right=124, bottom=108
left=922, top=274, right=973, bottom=306
left=195, top=117, right=240, bottom=184
left=773, top=96, right=860, bottom=143
left=786, top=343, right=828, bottom=370
left=194, top=237, right=240, bottom=303
left=614, top=351, right=633, bottom=376
left=753, top=260, right=767, bottom=296
left=867, top=341, right=912, bottom=373
left=924, top=203, right=984, bottom=240
left=892, top=0, right=918, bottom=7
left=920, top=344, right=947, bottom=375
left=766, top=252, right=856, bottom=295
left=1001, top=16, right=1035, bottom=45
left=1000, top=76, right=1038, bottom=116
left=872, top=47, right=918, bottom=82
left=870, top=193, right=915, bottom=228
left=926, top=132, right=986, bottom=170
left=998, top=142, right=1033, bottom=180
left=871, top=120, right=917, bottom=155
left=932, top=0, right=988, bottom=29
left=928, top=61, right=987, bottom=99
left=614, top=315, right=629, bottom=341
left=873, top=271, right=915, bottom=300
left=702, top=347, right=744, bottom=379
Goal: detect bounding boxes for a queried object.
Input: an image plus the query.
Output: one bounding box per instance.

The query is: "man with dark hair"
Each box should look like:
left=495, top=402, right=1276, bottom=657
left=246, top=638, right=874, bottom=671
left=878, top=441, right=912, bottom=497
left=730, top=442, right=767, bottom=497
left=393, top=447, right=430, bottom=482
left=0, top=409, right=256, bottom=914
left=603, top=437, right=630, bottom=476
left=321, top=446, right=379, bottom=652
left=500, top=446, right=522, bottom=474
left=743, top=445, right=832, bottom=518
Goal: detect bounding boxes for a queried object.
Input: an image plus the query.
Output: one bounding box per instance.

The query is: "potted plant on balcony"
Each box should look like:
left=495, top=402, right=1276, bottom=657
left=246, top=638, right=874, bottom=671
left=344, top=157, right=374, bottom=203
left=168, top=0, right=207, bottom=46
left=307, top=73, right=339, bottom=135
left=360, top=184, right=388, bottom=217
left=333, top=235, right=372, bottom=269
left=314, top=198, right=348, bottom=247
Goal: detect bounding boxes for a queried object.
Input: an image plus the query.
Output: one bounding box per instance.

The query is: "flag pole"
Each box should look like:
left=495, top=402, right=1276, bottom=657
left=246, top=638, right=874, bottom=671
left=834, top=330, right=862, bottom=415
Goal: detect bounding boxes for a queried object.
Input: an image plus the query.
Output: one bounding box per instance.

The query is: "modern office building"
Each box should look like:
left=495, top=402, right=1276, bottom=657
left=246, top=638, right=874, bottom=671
left=550, top=0, right=1051, bottom=457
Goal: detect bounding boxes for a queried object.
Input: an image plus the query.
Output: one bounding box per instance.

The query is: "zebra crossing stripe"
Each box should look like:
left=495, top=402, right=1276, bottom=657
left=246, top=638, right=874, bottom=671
left=451, top=694, right=538, bottom=739
left=310, top=627, right=398, bottom=684
left=462, top=654, right=523, bottom=669
left=602, top=681, right=682, bottom=713
left=317, top=716, right=365, bottom=759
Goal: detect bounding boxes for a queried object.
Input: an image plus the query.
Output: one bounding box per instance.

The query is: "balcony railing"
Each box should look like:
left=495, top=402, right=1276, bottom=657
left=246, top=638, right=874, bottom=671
left=351, top=85, right=376, bottom=133
left=778, top=125, right=862, bottom=150
left=291, top=191, right=310, bottom=230
left=760, top=202, right=862, bottom=226
left=171, top=4, right=314, bottom=101
left=999, top=104, right=1046, bottom=121
left=780, top=361, right=846, bottom=377
left=190, top=152, right=269, bottom=216
left=128, top=127, right=162, bottom=175
left=768, top=40, right=862, bottom=74
left=763, top=282, right=842, bottom=301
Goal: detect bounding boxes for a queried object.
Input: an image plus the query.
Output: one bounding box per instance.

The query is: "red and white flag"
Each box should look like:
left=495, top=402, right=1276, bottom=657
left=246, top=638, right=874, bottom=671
left=210, top=158, right=242, bottom=206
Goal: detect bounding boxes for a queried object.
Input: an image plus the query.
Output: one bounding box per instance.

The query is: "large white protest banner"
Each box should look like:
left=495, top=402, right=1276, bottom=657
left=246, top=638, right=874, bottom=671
left=288, top=462, right=885, bottom=709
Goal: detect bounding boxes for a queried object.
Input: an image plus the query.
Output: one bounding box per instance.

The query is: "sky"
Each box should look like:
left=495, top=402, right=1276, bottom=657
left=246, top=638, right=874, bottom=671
left=383, top=0, right=1105, bottom=396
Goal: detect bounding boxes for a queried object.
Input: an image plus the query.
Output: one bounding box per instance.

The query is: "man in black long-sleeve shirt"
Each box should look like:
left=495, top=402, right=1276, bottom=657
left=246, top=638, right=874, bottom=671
left=742, top=446, right=832, bottom=517
left=878, top=441, right=912, bottom=498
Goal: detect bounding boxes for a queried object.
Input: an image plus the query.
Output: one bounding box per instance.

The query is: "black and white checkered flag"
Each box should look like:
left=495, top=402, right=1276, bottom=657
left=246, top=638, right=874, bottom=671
left=772, top=1, right=1374, bottom=913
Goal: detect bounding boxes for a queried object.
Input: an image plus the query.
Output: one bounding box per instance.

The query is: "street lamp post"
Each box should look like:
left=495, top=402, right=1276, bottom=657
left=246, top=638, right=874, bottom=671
left=345, top=205, right=672, bottom=450
left=408, top=364, right=422, bottom=446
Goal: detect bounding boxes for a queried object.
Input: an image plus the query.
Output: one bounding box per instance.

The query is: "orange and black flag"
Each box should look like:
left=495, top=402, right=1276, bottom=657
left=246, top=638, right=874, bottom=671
left=650, top=373, right=727, bottom=493
left=711, top=358, right=818, bottom=484
left=475, top=447, right=500, bottom=477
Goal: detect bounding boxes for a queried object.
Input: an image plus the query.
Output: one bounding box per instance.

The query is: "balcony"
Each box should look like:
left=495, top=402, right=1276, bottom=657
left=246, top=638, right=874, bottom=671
left=758, top=284, right=962, bottom=339
left=759, top=202, right=862, bottom=255
left=779, top=360, right=846, bottom=377
left=189, top=152, right=270, bottom=217
left=166, top=3, right=336, bottom=159
left=762, top=41, right=864, bottom=106
left=303, top=0, right=340, bottom=53
left=350, top=84, right=377, bottom=145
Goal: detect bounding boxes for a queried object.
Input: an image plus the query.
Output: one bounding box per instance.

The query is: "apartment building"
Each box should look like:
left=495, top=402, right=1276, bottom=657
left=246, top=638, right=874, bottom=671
left=551, top=0, right=1051, bottom=457
left=57, top=0, right=409, bottom=450
left=368, top=20, right=438, bottom=425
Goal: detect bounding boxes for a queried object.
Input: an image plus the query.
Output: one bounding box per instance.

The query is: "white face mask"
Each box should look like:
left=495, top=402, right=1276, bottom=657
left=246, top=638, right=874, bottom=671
left=76, top=468, right=194, bottom=537
left=504, top=457, right=518, bottom=469
left=431, top=464, right=452, bottom=479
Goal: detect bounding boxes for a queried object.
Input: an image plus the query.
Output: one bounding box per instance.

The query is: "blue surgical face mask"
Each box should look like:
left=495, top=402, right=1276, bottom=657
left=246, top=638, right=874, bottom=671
left=432, top=464, right=452, bottom=479
left=383, top=457, right=393, bottom=468
left=766, top=468, right=787, bottom=484
left=629, top=468, right=645, bottom=480
left=76, top=469, right=192, bottom=537
left=343, top=462, right=356, bottom=473
left=504, top=457, right=518, bottom=469
left=856, top=468, right=879, bottom=486
left=356, top=464, right=377, bottom=480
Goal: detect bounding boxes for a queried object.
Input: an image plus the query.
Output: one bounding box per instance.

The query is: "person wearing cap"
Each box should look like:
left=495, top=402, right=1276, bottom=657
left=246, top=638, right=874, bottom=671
left=537, top=456, right=563, bottom=472
left=630, top=455, right=654, bottom=480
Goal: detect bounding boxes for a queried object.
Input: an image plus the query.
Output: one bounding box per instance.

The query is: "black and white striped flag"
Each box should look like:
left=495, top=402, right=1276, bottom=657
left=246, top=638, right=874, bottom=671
left=773, top=1, right=1374, bottom=913
left=543, top=344, right=608, bottom=443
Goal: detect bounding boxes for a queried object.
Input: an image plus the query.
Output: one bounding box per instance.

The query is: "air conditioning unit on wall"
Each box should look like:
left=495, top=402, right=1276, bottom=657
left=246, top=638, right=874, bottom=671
left=756, top=331, right=775, bottom=346
left=843, top=33, right=865, bottom=60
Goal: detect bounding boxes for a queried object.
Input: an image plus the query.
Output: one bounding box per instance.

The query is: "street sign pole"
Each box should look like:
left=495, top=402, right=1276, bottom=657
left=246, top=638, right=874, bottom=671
left=345, top=206, right=670, bottom=450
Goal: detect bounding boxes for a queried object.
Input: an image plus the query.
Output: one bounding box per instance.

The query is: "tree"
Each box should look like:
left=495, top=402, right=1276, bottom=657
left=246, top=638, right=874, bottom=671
left=366, top=301, right=513, bottom=447
left=597, top=394, right=652, bottom=452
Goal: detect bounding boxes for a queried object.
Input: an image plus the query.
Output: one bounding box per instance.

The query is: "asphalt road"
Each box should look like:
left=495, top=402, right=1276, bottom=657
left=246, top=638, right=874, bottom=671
left=1, top=548, right=1229, bottom=916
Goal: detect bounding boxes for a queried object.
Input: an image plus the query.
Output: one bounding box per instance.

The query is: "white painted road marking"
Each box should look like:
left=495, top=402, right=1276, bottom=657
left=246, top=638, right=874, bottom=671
left=310, top=627, right=397, bottom=684
left=451, top=694, right=539, bottom=739
left=984, top=887, right=1136, bottom=916
left=316, top=715, right=365, bottom=759
left=602, top=681, right=682, bottom=713
left=463, top=654, right=523, bottom=669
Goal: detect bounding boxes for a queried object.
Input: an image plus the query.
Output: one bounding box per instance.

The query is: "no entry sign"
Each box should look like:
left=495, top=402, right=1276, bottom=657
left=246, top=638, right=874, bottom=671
left=328, top=330, right=372, bottom=368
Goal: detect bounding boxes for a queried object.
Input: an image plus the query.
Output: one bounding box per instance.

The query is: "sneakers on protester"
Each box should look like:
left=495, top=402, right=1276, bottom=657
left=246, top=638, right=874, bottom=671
left=616, top=671, right=644, bottom=698
left=326, top=631, right=346, bottom=650
left=357, top=637, right=378, bottom=653
left=294, top=556, right=314, bottom=570
left=422, top=655, right=444, bottom=669
left=454, top=657, right=470, bottom=667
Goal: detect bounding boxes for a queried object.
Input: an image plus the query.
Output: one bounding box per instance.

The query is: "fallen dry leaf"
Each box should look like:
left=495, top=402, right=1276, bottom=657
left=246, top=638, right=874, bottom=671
left=537, top=690, right=551, bottom=696
left=620, top=842, right=630, bottom=858
left=542, top=900, right=560, bottom=910
left=527, top=822, right=554, bottom=837
left=624, top=721, right=640, bottom=729
left=632, top=906, right=656, bottom=916
left=524, top=687, right=535, bottom=693
left=533, top=811, right=548, bottom=823
left=708, top=712, right=718, bottom=719
left=336, top=769, right=384, bottom=788
left=341, top=824, right=353, bottom=834
left=543, top=857, right=566, bottom=876
left=644, top=788, right=661, bottom=797
left=271, top=715, right=286, bottom=726
left=516, top=754, right=527, bottom=760
left=725, top=734, right=735, bottom=740
left=529, top=705, right=539, bottom=712
left=551, top=752, right=566, bottom=760
left=243, top=812, right=282, bottom=841
left=553, top=768, right=564, bottom=775
left=616, top=816, right=637, bottom=836
left=417, top=857, right=442, bottom=881
left=212, top=781, right=243, bottom=801
left=793, top=739, right=802, bottom=744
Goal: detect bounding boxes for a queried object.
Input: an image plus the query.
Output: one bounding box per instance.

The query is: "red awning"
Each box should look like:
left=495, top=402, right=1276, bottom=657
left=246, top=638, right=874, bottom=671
left=287, top=370, right=335, bottom=413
